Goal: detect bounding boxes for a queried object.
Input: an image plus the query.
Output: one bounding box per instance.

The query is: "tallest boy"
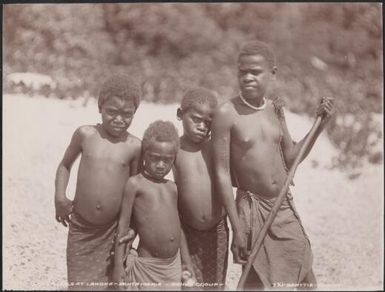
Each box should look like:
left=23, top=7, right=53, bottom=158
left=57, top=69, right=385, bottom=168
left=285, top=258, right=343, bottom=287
left=211, top=40, right=334, bottom=289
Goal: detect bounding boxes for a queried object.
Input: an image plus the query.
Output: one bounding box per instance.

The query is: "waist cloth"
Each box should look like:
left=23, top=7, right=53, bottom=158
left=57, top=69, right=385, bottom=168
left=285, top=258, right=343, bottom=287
left=236, top=189, right=313, bottom=287
left=182, top=217, right=229, bottom=288
left=124, top=250, right=182, bottom=290
left=66, top=211, right=117, bottom=290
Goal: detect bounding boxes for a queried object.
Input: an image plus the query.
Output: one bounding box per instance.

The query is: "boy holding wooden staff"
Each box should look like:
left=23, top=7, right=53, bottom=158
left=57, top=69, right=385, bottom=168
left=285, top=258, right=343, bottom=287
left=211, top=40, right=334, bottom=289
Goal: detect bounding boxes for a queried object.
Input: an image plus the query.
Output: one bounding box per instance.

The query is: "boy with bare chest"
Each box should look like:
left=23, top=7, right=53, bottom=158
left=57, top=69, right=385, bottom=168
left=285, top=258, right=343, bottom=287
left=211, top=41, right=334, bottom=289
left=113, top=121, right=189, bottom=290
left=54, top=74, right=142, bottom=290
left=174, top=89, right=228, bottom=289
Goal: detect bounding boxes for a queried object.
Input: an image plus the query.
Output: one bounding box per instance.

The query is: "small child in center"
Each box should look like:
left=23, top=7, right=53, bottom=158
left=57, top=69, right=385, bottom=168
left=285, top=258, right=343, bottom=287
left=113, top=120, right=193, bottom=291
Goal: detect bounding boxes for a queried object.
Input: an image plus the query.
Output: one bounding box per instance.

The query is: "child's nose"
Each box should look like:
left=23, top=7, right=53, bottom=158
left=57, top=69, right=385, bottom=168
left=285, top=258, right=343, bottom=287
left=197, top=122, right=207, bottom=131
left=157, top=161, right=165, bottom=168
left=114, top=115, right=123, bottom=122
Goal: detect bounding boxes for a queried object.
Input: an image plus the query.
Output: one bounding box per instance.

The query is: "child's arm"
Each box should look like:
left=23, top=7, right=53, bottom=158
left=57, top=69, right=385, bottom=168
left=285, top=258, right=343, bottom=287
left=276, top=97, right=335, bottom=168
left=130, top=143, right=143, bottom=176
left=211, top=105, right=248, bottom=265
left=180, top=228, right=197, bottom=287
left=180, top=228, right=194, bottom=275
left=112, top=179, right=137, bottom=286
left=54, top=126, right=85, bottom=227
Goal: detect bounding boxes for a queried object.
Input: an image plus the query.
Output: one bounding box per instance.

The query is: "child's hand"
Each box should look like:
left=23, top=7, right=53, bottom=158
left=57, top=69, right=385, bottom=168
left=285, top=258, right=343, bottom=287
left=55, top=197, right=73, bottom=227
left=231, top=231, right=249, bottom=264
left=118, top=228, right=136, bottom=245
left=181, top=269, right=197, bottom=288
left=316, top=97, right=335, bottom=127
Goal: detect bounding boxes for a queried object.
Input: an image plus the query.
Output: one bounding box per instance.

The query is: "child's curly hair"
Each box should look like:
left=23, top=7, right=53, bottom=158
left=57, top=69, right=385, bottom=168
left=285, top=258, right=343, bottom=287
left=142, top=120, right=180, bottom=153
left=98, top=74, right=141, bottom=110
left=180, top=88, right=218, bottom=112
left=238, top=40, right=276, bottom=68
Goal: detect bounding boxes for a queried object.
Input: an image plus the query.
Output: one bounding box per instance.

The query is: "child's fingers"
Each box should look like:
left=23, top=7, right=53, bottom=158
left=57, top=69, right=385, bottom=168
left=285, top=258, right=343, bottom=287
left=119, top=230, right=136, bottom=244
left=64, top=214, right=71, bottom=223
left=321, top=96, right=334, bottom=103
left=60, top=219, right=68, bottom=227
left=119, top=234, right=132, bottom=244
left=240, top=247, right=250, bottom=262
left=233, top=249, right=247, bottom=264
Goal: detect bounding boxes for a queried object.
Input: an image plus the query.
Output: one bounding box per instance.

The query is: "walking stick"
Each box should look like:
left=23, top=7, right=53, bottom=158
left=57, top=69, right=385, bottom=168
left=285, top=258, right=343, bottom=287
left=237, top=116, right=323, bottom=290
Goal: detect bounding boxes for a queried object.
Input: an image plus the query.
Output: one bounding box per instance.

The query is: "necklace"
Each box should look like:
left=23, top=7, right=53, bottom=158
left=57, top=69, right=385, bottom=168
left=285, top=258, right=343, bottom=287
left=142, top=170, right=164, bottom=183
left=239, top=93, right=266, bottom=111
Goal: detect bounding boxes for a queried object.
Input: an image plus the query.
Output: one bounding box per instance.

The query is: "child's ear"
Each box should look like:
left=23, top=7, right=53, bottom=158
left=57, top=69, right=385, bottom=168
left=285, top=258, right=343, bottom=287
left=271, top=66, right=278, bottom=81
left=272, top=66, right=278, bottom=76
left=176, top=108, right=183, bottom=121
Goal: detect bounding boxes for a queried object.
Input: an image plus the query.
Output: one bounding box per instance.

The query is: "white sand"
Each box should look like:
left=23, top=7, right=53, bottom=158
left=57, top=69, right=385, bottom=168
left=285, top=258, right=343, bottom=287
left=3, top=94, right=383, bottom=290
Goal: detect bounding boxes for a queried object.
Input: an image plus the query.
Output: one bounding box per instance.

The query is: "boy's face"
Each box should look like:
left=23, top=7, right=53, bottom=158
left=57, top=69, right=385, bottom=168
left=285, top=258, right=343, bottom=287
left=144, top=140, right=176, bottom=180
left=99, top=96, right=136, bottom=138
left=238, top=54, right=275, bottom=100
left=178, top=103, right=213, bottom=144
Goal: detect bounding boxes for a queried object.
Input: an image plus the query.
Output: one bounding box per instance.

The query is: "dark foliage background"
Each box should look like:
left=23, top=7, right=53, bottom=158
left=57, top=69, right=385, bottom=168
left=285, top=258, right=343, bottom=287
left=3, top=3, right=383, bottom=169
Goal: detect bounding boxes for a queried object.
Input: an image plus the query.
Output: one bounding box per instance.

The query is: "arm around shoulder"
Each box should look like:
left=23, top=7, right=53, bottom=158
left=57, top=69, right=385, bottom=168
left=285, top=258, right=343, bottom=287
left=113, top=178, right=138, bottom=283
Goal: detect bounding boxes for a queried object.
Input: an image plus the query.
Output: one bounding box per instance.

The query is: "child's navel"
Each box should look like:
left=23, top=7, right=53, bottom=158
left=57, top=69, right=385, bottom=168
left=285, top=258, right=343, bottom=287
left=169, top=235, right=175, bottom=242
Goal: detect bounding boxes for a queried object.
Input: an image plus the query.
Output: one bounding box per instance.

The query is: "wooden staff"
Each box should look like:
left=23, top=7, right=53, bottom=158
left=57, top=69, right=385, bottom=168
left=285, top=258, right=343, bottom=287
left=237, top=116, right=323, bottom=290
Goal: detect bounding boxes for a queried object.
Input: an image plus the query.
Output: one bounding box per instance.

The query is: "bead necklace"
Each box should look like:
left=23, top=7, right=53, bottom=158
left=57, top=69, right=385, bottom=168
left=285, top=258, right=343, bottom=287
left=239, top=92, right=266, bottom=111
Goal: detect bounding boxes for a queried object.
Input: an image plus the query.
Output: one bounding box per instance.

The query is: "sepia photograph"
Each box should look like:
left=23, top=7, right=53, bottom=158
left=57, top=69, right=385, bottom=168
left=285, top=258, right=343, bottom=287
left=3, top=3, right=383, bottom=291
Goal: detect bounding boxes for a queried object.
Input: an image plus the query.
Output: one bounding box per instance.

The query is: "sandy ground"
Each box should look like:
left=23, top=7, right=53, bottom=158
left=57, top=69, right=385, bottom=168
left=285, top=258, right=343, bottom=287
left=3, top=94, right=383, bottom=290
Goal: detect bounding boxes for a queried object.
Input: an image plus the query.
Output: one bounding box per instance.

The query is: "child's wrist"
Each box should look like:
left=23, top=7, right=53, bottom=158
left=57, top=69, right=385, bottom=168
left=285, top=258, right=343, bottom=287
left=55, top=193, right=68, bottom=201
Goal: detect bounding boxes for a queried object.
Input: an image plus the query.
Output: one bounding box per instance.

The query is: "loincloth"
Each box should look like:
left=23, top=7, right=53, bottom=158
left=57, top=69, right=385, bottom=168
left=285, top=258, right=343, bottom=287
left=124, top=250, right=182, bottom=290
left=182, top=218, right=229, bottom=289
left=66, top=211, right=117, bottom=290
left=236, top=189, right=313, bottom=288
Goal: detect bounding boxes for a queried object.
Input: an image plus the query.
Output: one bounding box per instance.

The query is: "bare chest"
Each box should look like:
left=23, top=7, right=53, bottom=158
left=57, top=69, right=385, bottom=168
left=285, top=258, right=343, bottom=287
left=231, top=111, right=282, bottom=150
left=175, top=147, right=213, bottom=180
left=81, top=135, right=132, bottom=167
left=134, top=184, right=177, bottom=217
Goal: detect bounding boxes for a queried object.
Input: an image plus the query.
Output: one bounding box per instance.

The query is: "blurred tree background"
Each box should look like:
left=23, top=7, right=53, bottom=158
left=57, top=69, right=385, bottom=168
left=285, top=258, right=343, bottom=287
left=3, top=3, right=383, bottom=169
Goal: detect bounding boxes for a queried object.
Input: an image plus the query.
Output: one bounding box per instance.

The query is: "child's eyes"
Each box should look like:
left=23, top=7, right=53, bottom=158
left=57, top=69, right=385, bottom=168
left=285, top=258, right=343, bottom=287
left=121, top=113, right=133, bottom=118
left=192, top=117, right=211, bottom=127
left=240, top=70, right=261, bottom=76
left=150, top=156, right=173, bottom=164
left=106, top=110, right=133, bottom=118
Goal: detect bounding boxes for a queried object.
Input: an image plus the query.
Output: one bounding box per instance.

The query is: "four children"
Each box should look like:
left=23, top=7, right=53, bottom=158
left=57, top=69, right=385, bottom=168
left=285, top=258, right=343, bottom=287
left=55, top=40, right=335, bottom=290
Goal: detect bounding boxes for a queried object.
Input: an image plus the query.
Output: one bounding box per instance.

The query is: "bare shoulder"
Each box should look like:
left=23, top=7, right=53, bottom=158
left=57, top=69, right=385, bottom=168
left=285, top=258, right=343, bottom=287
left=214, top=98, right=237, bottom=118
left=212, top=98, right=237, bottom=130
left=123, top=174, right=141, bottom=193
left=269, top=96, right=287, bottom=120
left=72, top=125, right=97, bottom=142
left=126, top=134, right=142, bottom=147
left=77, top=125, right=97, bottom=135
left=124, top=134, right=142, bottom=155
